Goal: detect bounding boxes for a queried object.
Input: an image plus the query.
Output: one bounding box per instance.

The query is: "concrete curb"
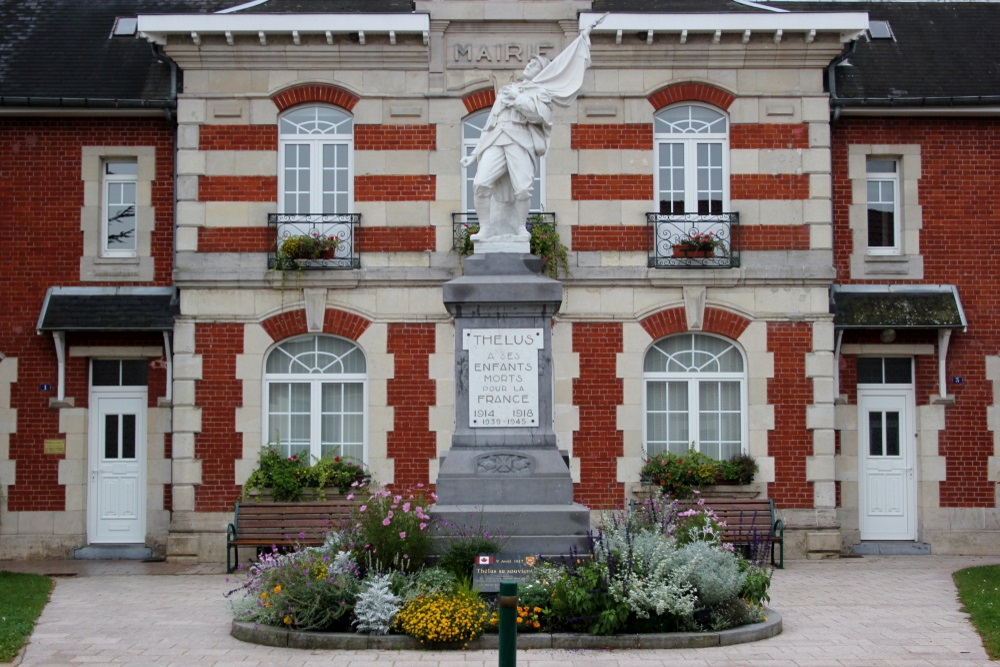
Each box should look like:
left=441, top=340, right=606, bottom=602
left=231, top=608, right=782, bottom=650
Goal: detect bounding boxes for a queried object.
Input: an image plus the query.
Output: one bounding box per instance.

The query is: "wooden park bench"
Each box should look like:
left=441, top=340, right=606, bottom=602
left=226, top=499, right=359, bottom=573
left=692, top=497, right=784, bottom=568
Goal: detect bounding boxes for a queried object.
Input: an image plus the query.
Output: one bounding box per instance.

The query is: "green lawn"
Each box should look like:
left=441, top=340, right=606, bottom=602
left=954, top=564, right=1000, bottom=659
left=0, top=571, right=53, bottom=662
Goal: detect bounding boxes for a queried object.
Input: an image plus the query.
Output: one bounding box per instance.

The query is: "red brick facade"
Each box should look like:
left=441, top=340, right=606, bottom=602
left=355, top=175, right=436, bottom=202
left=731, top=174, right=810, bottom=200
left=767, top=322, right=813, bottom=508
left=832, top=117, right=1000, bottom=506
left=271, top=83, right=360, bottom=112
left=0, top=117, right=175, bottom=512
left=571, top=225, right=647, bottom=251
left=193, top=323, right=244, bottom=512
left=647, top=82, right=736, bottom=111
left=357, top=226, right=436, bottom=252
left=386, top=323, right=437, bottom=490
left=572, top=322, right=624, bottom=509
left=356, top=125, right=436, bottom=151
left=731, top=123, right=810, bottom=150
left=571, top=124, right=652, bottom=150
left=571, top=174, right=653, bottom=201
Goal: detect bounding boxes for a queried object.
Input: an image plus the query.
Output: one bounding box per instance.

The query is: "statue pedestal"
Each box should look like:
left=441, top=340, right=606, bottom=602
left=433, top=253, right=590, bottom=556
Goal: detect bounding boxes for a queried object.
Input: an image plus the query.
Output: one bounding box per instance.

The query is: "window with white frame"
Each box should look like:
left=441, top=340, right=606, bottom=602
left=644, top=333, right=746, bottom=460
left=279, top=105, right=353, bottom=214
left=462, top=108, right=543, bottom=215
left=264, top=335, right=366, bottom=462
left=102, top=160, right=138, bottom=257
left=654, top=104, right=729, bottom=215
left=866, top=158, right=900, bottom=254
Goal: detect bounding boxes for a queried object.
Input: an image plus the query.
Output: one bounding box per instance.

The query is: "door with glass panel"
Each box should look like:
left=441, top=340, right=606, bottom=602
left=88, top=393, right=146, bottom=543
left=858, top=390, right=916, bottom=540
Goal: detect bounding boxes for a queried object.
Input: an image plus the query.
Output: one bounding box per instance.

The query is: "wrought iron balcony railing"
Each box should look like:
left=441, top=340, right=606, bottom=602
left=268, top=213, right=360, bottom=270
left=451, top=211, right=557, bottom=250
left=646, top=212, right=740, bottom=269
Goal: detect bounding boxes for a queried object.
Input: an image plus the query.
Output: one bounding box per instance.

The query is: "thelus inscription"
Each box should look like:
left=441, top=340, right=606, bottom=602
left=464, top=328, right=542, bottom=428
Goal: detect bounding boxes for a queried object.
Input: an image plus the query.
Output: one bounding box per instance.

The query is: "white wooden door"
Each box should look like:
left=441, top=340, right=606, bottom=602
left=89, top=394, right=146, bottom=543
left=859, top=390, right=916, bottom=540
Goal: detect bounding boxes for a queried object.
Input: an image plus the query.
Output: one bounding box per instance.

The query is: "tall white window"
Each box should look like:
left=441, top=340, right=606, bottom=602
left=279, top=105, right=353, bottom=214
left=644, top=333, right=746, bottom=460
left=866, top=158, right=900, bottom=254
left=102, top=160, right=138, bottom=256
left=462, top=108, right=543, bottom=215
left=264, top=335, right=366, bottom=462
left=654, top=104, right=729, bottom=215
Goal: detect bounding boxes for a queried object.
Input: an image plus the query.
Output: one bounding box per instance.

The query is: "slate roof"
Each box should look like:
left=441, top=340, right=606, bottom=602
left=593, top=0, right=773, bottom=11
left=784, top=2, right=1000, bottom=105
left=0, top=0, right=411, bottom=108
left=3, top=1, right=999, bottom=108
left=37, top=288, right=178, bottom=332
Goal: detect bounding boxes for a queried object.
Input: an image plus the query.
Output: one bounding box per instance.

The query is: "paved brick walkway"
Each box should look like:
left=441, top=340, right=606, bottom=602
left=3, top=554, right=997, bottom=665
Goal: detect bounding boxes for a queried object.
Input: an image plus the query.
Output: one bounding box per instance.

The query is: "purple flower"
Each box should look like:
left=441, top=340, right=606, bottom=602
left=298, top=532, right=306, bottom=539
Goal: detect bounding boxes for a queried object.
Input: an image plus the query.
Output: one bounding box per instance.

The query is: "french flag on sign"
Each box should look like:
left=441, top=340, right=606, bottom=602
left=477, top=555, right=494, bottom=565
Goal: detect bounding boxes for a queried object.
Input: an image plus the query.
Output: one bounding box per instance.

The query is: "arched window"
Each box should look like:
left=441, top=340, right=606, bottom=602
left=264, top=335, right=366, bottom=461
left=643, top=333, right=746, bottom=460
left=654, top=104, right=729, bottom=215
left=279, top=105, right=353, bottom=214
left=462, top=108, right=543, bottom=215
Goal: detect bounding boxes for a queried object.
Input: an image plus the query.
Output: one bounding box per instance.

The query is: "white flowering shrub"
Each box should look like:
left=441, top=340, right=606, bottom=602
left=353, top=574, right=401, bottom=635
left=675, top=540, right=747, bottom=606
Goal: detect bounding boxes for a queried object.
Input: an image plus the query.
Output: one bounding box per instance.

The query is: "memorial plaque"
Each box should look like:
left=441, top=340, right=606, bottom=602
left=464, top=328, right=542, bottom=428
left=472, top=553, right=540, bottom=593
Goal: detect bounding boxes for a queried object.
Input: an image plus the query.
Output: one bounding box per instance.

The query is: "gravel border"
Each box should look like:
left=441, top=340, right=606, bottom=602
left=231, top=609, right=781, bottom=650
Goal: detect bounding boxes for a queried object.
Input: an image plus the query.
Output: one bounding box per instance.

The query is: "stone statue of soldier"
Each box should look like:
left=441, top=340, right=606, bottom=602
left=460, top=15, right=607, bottom=252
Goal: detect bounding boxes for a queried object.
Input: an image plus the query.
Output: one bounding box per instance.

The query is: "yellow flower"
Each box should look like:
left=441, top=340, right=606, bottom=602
left=259, top=592, right=268, bottom=600
left=283, top=616, right=292, bottom=625
left=273, top=585, right=282, bottom=593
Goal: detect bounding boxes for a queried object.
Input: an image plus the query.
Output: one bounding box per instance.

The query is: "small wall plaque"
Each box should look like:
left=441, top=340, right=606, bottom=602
left=43, top=439, right=66, bottom=455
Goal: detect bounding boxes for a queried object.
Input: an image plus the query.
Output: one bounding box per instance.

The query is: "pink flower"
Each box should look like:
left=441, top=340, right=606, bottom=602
left=359, top=505, right=367, bottom=512
left=402, top=502, right=411, bottom=512
left=382, top=518, right=391, bottom=526
left=387, top=511, right=394, bottom=519
left=346, top=493, right=354, bottom=501
left=393, top=495, right=402, bottom=504
left=399, top=532, right=406, bottom=539
left=416, top=483, right=425, bottom=488
left=419, top=522, right=428, bottom=531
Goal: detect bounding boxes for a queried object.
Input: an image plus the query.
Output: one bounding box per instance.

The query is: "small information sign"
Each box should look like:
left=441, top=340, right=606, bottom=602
left=464, top=328, right=542, bottom=428
left=472, top=553, right=540, bottom=593
left=43, top=439, right=66, bottom=455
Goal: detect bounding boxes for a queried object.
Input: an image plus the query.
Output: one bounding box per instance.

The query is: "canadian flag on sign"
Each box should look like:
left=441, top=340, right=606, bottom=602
left=477, top=555, right=494, bottom=565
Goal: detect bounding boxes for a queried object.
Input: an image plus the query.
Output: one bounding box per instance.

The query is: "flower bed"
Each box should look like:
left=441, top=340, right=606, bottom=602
left=226, top=492, right=777, bottom=649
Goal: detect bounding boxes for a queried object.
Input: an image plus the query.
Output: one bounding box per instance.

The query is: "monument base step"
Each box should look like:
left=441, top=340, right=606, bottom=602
left=430, top=503, right=591, bottom=557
